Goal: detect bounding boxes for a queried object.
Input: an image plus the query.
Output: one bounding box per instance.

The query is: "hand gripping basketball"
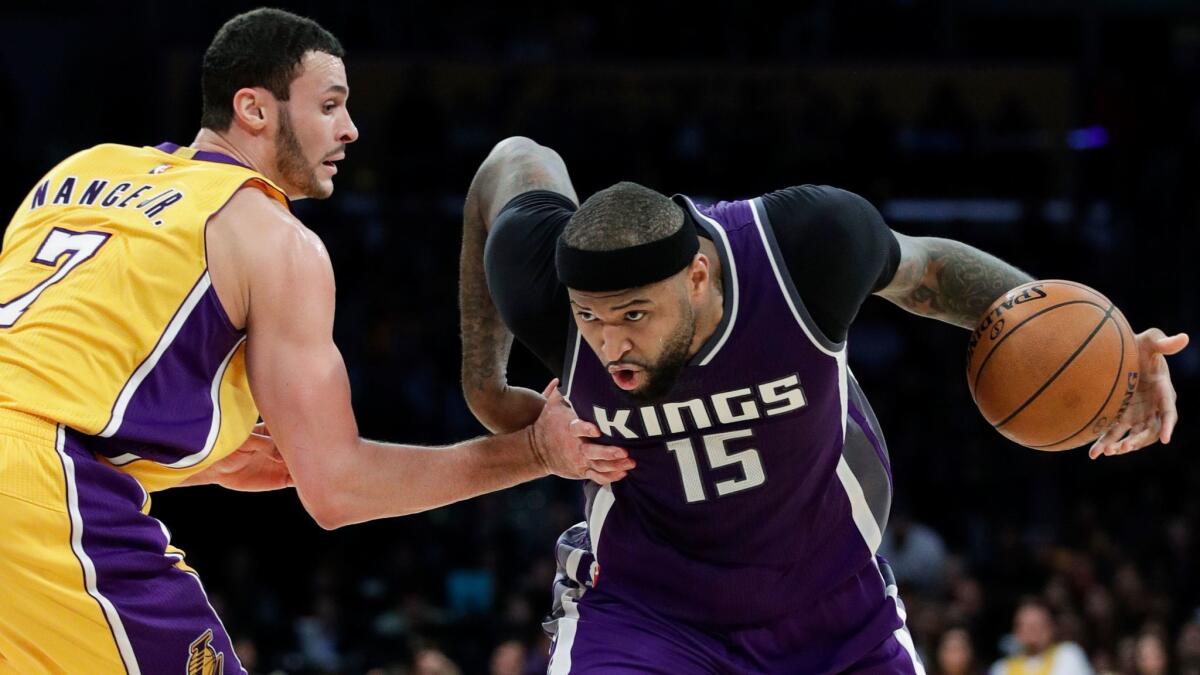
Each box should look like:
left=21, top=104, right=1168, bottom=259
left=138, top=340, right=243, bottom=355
left=967, top=281, right=1143, bottom=451
left=1087, top=328, right=1189, bottom=459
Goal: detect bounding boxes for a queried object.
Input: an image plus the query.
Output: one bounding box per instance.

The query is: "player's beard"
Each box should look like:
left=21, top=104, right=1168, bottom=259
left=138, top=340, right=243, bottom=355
left=626, top=301, right=696, bottom=404
left=275, top=106, right=329, bottom=199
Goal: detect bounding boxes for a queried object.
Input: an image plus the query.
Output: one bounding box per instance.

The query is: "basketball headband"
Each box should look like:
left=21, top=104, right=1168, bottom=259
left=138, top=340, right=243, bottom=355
left=556, top=223, right=699, bottom=292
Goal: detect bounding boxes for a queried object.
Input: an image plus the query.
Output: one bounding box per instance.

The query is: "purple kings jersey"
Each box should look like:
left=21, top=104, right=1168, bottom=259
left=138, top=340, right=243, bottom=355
left=560, top=195, right=898, bottom=632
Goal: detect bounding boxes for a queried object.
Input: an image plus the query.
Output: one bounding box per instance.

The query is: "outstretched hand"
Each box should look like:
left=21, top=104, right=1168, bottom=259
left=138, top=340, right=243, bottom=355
left=529, top=379, right=635, bottom=484
left=1089, top=329, right=1189, bottom=459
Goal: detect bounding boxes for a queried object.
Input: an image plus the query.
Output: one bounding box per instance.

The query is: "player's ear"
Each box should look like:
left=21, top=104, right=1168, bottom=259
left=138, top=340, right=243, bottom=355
left=686, top=251, right=710, bottom=297
left=231, top=87, right=272, bottom=133
left=686, top=253, right=709, bottom=295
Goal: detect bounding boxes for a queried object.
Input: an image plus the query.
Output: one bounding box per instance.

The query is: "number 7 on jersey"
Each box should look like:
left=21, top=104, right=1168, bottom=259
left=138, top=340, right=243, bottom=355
left=0, top=228, right=110, bottom=327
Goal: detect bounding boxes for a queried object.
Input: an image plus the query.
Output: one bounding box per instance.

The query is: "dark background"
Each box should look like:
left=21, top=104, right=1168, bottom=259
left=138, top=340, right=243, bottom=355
left=2, top=2, right=1198, bottom=673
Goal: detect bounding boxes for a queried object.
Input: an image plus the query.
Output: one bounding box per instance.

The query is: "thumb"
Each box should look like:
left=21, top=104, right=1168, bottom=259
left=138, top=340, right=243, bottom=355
left=1155, top=332, right=1190, bottom=355
left=541, top=378, right=561, bottom=399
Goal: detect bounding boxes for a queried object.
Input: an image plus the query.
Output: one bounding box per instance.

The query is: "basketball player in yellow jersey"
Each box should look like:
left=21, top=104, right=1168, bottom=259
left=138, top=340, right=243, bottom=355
left=0, top=9, right=631, bottom=675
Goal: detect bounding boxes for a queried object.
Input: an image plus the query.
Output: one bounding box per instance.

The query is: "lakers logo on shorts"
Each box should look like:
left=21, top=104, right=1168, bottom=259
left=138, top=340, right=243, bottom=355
left=186, top=628, right=225, bottom=675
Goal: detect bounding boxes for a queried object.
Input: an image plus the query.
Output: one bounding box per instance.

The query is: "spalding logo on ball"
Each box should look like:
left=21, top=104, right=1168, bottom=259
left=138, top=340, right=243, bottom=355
left=967, top=280, right=1139, bottom=451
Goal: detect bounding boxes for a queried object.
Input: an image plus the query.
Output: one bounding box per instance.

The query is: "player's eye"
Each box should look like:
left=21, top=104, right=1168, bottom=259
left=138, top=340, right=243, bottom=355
left=576, top=311, right=596, bottom=322
left=323, top=102, right=338, bottom=113
left=625, top=311, right=646, bottom=322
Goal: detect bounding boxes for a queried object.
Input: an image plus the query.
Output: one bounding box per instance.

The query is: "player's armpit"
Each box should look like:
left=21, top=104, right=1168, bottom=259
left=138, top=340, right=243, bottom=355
left=875, top=233, right=1034, bottom=330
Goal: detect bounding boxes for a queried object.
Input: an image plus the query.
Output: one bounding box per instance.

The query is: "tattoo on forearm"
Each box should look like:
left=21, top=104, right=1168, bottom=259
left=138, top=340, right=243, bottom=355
left=891, top=238, right=1033, bottom=329
left=459, top=184, right=513, bottom=396
left=459, top=142, right=576, bottom=404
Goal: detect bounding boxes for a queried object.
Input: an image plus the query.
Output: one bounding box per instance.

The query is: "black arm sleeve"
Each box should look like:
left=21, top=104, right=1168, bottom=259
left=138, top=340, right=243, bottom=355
left=483, top=190, right=577, bottom=377
left=760, top=185, right=901, bottom=343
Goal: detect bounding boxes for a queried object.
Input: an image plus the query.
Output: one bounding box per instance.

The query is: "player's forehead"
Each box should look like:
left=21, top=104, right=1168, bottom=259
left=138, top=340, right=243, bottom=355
left=291, top=50, right=348, bottom=97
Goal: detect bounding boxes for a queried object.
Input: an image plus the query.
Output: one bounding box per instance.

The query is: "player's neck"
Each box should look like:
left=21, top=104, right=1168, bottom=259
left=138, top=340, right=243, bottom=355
left=688, top=238, right=725, bottom=357
left=190, top=129, right=267, bottom=178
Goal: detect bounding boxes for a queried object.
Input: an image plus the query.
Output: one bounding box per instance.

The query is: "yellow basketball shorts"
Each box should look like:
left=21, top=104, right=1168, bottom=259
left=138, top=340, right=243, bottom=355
left=0, top=411, right=238, bottom=674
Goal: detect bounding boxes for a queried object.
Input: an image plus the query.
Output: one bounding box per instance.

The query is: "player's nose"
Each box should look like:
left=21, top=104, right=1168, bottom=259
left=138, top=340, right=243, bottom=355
left=338, top=110, right=359, bottom=144
left=600, top=326, right=631, bottom=361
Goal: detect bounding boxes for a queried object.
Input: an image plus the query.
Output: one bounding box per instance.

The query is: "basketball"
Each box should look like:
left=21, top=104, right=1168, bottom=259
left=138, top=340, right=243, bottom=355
left=966, top=280, right=1140, bottom=451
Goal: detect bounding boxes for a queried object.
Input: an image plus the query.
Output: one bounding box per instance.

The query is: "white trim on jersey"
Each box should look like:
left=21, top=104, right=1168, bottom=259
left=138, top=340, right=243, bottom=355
left=680, top=196, right=739, bottom=367
left=107, top=333, right=244, bottom=468
left=835, top=455, right=883, bottom=554
left=881, top=563, right=928, bottom=675
left=153, top=510, right=244, bottom=671
left=565, top=547, right=585, bottom=584
left=833, top=350, right=885, bottom=558
left=55, top=425, right=142, bottom=675
left=548, top=585, right=584, bottom=674
left=837, top=352, right=849, bottom=441
left=563, top=330, right=583, bottom=402
left=751, top=196, right=885, bottom=564
left=588, top=484, right=616, bottom=559
left=166, top=335, right=243, bottom=469
left=749, top=199, right=842, bottom=358
left=180, top=560, right=244, bottom=672
left=100, top=272, right=212, bottom=438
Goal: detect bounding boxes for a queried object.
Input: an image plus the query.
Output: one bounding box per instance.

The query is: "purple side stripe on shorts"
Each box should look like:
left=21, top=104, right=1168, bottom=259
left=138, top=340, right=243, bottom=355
left=64, top=430, right=246, bottom=674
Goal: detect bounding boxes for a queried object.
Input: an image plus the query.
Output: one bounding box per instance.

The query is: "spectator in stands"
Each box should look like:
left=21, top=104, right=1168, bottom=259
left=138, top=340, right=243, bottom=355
left=1134, top=632, right=1169, bottom=675
left=936, top=627, right=982, bottom=675
left=990, top=598, right=1092, bottom=675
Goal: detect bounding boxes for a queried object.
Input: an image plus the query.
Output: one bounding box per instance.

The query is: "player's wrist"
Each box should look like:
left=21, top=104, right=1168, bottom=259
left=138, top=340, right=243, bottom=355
left=525, top=424, right=552, bottom=476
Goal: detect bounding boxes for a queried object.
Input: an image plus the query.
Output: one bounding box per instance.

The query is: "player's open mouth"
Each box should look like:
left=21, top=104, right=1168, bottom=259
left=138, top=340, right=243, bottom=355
left=608, top=366, right=644, bottom=391
left=323, top=153, right=344, bottom=174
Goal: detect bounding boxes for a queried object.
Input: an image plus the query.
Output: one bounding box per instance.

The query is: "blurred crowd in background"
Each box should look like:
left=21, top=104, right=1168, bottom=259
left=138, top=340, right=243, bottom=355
left=2, top=2, right=1198, bottom=673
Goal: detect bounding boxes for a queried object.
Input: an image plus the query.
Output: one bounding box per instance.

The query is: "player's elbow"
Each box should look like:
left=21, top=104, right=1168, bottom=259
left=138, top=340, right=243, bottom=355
left=487, top=136, right=563, bottom=170
left=461, top=381, right=499, bottom=418
left=292, top=452, right=362, bottom=530
left=301, top=484, right=356, bottom=530
left=462, top=392, right=521, bottom=435
left=489, top=135, right=544, bottom=158
left=309, top=503, right=347, bottom=531
left=313, top=510, right=351, bottom=531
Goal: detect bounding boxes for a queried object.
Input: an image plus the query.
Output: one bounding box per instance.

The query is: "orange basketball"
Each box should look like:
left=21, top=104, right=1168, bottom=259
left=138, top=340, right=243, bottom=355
left=966, top=280, right=1140, bottom=451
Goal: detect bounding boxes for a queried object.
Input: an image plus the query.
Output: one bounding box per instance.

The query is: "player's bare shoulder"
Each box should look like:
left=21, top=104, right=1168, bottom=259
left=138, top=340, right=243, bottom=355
left=207, top=186, right=333, bottom=329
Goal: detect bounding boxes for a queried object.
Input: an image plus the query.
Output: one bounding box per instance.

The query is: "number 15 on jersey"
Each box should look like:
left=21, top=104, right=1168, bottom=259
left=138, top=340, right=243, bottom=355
left=666, top=429, right=766, bottom=503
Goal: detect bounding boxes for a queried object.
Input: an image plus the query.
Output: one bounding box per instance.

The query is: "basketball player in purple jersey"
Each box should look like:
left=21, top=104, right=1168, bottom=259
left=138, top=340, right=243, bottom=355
left=458, top=137, right=1188, bottom=673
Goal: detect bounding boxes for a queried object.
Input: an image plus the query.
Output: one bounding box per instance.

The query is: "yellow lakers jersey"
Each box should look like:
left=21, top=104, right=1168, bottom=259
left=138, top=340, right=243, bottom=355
left=0, top=142, right=288, bottom=492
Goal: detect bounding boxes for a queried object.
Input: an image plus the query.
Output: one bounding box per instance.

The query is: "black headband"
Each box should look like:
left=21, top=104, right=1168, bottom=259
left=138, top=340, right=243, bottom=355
left=556, top=223, right=699, bottom=292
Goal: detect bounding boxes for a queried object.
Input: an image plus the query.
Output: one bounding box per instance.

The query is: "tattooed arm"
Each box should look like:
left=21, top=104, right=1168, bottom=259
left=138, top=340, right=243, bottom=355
left=460, top=137, right=578, bottom=433
left=875, top=234, right=1034, bottom=329
left=877, top=232, right=1189, bottom=459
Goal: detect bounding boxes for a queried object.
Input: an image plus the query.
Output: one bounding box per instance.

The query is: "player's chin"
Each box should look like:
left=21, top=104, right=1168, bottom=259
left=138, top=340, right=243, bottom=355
left=307, top=178, right=335, bottom=200
left=624, top=377, right=665, bottom=403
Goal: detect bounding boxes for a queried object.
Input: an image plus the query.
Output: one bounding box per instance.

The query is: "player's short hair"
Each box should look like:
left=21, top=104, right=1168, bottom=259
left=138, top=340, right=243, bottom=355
left=562, top=182, right=685, bottom=251
left=200, top=8, right=345, bottom=130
